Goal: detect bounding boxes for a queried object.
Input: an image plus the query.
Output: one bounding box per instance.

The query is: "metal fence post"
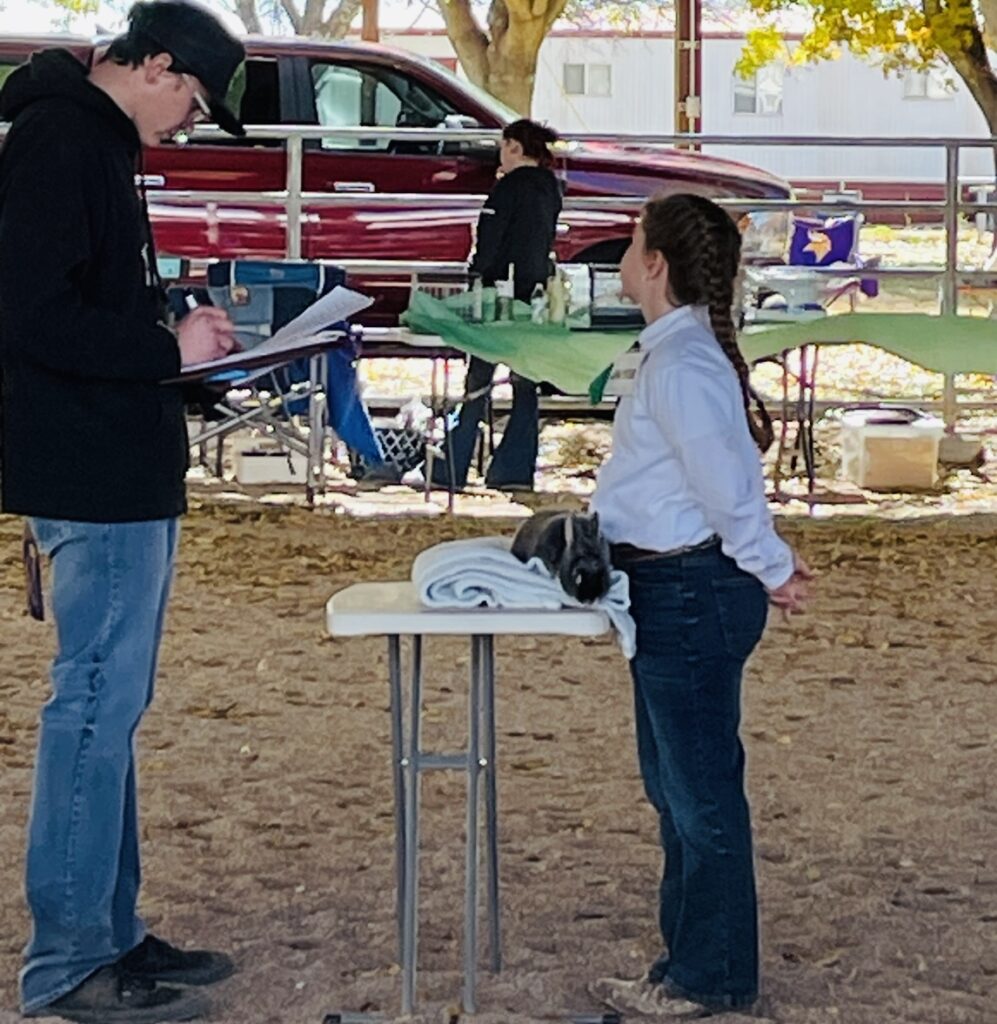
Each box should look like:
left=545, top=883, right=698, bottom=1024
left=942, top=142, right=960, bottom=430
left=286, top=131, right=303, bottom=260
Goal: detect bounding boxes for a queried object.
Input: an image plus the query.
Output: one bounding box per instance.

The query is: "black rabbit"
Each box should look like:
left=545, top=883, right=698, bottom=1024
left=511, top=510, right=612, bottom=604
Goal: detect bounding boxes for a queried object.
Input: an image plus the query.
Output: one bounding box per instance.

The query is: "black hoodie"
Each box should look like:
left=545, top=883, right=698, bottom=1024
left=0, top=49, right=187, bottom=522
left=469, top=164, right=563, bottom=303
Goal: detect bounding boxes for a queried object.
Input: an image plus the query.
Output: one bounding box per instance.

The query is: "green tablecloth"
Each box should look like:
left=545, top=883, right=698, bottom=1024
left=742, top=313, right=997, bottom=375
left=402, top=289, right=635, bottom=394
left=403, top=292, right=997, bottom=400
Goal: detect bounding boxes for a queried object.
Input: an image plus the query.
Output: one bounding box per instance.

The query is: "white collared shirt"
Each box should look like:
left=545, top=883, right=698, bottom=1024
left=591, top=305, right=794, bottom=591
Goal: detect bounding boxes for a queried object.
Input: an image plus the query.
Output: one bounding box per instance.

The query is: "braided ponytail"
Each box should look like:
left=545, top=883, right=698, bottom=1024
left=641, top=194, right=774, bottom=453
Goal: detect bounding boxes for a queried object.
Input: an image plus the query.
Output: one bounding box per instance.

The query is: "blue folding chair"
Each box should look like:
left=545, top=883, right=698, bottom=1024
left=172, top=260, right=383, bottom=495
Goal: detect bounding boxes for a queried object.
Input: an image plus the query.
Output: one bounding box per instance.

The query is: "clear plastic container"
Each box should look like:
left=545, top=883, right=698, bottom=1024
left=840, top=409, right=945, bottom=490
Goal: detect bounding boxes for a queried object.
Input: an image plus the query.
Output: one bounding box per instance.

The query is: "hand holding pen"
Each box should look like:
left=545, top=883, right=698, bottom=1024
left=177, top=293, right=238, bottom=366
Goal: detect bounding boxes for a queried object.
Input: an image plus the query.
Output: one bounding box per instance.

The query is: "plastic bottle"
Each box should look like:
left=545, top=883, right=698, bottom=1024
left=496, top=262, right=515, bottom=321
left=547, top=268, right=566, bottom=325
left=530, top=282, right=548, bottom=324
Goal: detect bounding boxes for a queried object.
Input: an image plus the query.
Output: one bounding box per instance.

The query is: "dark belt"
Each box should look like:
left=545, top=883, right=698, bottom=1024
left=610, top=534, right=721, bottom=564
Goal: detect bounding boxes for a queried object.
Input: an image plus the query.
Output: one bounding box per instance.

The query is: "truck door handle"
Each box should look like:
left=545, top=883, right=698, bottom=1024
left=136, top=174, right=166, bottom=188
left=333, top=181, right=376, bottom=193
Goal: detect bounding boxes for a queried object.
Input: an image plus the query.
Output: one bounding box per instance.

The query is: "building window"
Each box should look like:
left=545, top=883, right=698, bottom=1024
left=903, top=69, right=954, bottom=100
left=733, top=64, right=784, bottom=115
left=588, top=63, right=612, bottom=97
left=563, top=62, right=612, bottom=98
left=563, top=63, right=585, bottom=95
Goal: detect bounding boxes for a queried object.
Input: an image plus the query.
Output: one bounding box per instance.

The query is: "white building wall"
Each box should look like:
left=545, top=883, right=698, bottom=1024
left=532, top=36, right=674, bottom=136
left=380, top=31, right=994, bottom=182
left=700, top=39, right=992, bottom=181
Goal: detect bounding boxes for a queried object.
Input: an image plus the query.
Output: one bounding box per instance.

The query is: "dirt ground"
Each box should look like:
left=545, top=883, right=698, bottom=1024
left=0, top=500, right=994, bottom=1024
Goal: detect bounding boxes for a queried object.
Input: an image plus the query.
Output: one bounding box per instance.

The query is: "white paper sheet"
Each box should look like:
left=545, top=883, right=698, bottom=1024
left=178, top=285, right=374, bottom=376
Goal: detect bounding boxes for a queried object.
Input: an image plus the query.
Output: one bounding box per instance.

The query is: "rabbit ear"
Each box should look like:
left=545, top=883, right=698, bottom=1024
left=564, top=513, right=574, bottom=549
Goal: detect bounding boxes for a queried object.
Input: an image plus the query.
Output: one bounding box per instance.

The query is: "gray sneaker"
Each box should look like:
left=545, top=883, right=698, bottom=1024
left=588, top=975, right=711, bottom=1019
left=24, top=964, right=209, bottom=1024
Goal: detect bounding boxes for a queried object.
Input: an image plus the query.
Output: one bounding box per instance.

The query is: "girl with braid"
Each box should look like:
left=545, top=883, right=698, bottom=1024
left=589, top=194, right=811, bottom=1018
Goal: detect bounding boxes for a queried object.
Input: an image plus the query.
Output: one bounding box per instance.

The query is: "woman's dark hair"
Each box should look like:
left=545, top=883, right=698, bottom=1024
left=502, top=119, right=558, bottom=167
left=641, top=193, right=774, bottom=453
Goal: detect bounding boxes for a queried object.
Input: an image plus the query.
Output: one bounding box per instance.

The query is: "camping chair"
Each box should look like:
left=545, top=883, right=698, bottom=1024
left=747, top=214, right=880, bottom=497
left=175, top=259, right=382, bottom=499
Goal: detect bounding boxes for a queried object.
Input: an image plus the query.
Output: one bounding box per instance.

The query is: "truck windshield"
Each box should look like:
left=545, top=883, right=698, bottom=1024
left=405, top=52, right=520, bottom=126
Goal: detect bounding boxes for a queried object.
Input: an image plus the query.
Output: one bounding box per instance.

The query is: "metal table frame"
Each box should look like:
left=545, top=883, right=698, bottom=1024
left=326, top=581, right=610, bottom=1015
left=388, top=633, right=500, bottom=1015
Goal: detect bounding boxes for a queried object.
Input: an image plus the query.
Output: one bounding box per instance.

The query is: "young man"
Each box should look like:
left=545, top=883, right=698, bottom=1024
left=0, top=3, right=244, bottom=1021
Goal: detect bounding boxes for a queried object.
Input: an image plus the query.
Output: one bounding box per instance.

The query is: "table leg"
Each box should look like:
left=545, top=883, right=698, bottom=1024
left=401, top=636, right=423, bottom=1016
left=387, top=637, right=405, bottom=966
left=462, top=636, right=483, bottom=1013
left=444, top=359, right=455, bottom=514
left=307, top=352, right=327, bottom=503
left=481, top=634, right=502, bottom=973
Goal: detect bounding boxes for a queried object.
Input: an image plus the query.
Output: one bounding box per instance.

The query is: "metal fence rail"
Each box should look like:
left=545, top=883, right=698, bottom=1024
left=3, top=119, right=991, bottom=419
left=143, top=127, right=997, bottom=423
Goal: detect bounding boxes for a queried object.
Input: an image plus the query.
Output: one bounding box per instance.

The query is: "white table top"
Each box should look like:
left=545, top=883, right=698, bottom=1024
left=327, top=581, right=611, bottom=638
left=360, top=327, right=446, bottom=348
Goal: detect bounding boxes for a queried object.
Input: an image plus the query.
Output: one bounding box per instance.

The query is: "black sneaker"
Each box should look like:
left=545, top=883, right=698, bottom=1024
left=25, top=964, right=209, bottom=1023
left=119, top=935, right=235, bottom=987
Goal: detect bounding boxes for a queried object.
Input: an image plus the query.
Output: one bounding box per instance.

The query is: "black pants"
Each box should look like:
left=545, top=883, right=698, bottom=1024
left=435, top=356, right=538, bottom=489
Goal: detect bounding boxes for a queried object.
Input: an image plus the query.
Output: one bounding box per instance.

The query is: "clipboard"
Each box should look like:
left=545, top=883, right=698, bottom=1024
left=163, top=333, right=346, bottom=384
left=162, top=284, right=373, bottom=385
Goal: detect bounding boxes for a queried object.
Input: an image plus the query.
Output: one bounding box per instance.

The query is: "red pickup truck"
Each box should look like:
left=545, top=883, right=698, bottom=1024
left=0, top=34, right=791, bottom=318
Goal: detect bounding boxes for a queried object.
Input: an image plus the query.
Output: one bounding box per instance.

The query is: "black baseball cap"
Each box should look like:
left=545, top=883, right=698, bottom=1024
left=125, top=0, right=246, bottom=136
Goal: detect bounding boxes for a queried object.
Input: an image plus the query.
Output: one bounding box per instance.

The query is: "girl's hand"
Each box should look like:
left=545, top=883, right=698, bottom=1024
left=768, top=551, right=813, bottom=620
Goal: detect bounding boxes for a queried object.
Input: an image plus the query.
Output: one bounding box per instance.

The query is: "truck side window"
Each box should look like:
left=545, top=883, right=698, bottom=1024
left=311, top=61, right=460, bottom=152
left=186, top=57, right=280, bottom=146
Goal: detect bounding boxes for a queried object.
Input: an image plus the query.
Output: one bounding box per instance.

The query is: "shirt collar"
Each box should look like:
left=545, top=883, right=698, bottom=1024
left=637, top=305, right=711, bottom=353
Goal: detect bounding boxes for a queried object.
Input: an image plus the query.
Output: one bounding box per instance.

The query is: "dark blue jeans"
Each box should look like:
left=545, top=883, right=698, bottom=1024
left=620, top=541, right=768, bottom=1011
left=435, top=356, right=539, bottom=489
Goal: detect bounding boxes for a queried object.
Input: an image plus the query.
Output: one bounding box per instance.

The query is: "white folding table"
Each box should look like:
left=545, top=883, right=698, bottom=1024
left=326, top=581, right=610, bottom=1015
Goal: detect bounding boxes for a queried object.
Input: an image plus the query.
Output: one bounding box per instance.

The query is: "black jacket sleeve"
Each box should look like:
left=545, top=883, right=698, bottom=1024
left=0, top=123, right=181, bottom=382
left=469, top=174, right=516, bottom=283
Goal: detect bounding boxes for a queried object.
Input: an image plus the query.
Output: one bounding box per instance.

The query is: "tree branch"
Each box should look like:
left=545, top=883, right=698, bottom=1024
left=436, top=0, right=490, bottom=86
left=982, top=0, right=997, bottom=39
left=322, top=0, right=363, bottom=37
left=231, top=0, right=263, bottom=34
left=922, top=0, right=997, bottom=120
left=279, top=0, right=303, bottom=34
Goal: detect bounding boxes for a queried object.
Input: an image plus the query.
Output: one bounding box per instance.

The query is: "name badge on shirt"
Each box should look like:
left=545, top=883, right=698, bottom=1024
left=602, top=349, right=644, bottom=397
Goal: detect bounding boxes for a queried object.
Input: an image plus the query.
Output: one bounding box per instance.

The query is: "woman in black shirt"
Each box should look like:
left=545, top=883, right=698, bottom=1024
left=434, top=118, right=562, bottom=491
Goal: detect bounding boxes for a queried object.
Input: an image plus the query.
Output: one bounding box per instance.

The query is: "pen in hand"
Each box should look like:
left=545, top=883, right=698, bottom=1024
left=177, top=292, right=238, bottom=366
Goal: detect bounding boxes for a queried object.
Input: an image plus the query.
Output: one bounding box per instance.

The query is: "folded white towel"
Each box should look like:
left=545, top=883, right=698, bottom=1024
left=411, top=536, right=636, bottom=659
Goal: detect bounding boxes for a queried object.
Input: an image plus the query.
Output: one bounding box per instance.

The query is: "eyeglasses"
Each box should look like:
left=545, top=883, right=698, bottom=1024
left=180, top=73, right=212, bottom=123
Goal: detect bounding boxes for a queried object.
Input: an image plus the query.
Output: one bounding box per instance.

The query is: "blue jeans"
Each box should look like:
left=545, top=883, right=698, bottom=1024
left=435, top=356, right=539, bottom=489
left=619, top=541, right=768, bottom=1010
left=20, top=518, right=180, bottom=1014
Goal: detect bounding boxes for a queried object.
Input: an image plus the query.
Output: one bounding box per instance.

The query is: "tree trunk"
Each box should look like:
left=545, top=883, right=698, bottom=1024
left=924, top=0, right=997, bottom=176
left=232, top=0, right=262, bottom=34
left=438, top=0, right=569, bottom=116
left=280, top=0, right=363, bottom=38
